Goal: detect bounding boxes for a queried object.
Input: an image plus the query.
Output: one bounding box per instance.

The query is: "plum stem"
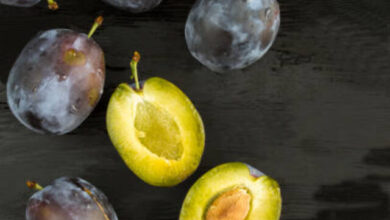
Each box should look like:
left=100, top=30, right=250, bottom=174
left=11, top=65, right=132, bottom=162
left=88, top=16, right=104, bottom=39
left=130, top=51, right=141, bottom=90
left=47, top=0, right=59, bottom=10
left=26, top=181, right=43, bottom=191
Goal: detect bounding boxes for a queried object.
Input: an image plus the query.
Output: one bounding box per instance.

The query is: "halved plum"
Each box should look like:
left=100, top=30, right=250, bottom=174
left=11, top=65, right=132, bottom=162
left=180, top=162, right=282, bottom=220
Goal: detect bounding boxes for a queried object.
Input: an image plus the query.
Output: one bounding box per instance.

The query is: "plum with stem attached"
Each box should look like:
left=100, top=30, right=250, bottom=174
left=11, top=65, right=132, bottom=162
left=0, top=0, right=58, bottom=10
left=106, top=52, right=205, bottom=187
left=26, top=178, right=118, bottom=220
left=7, top=16, right=105, bottom=135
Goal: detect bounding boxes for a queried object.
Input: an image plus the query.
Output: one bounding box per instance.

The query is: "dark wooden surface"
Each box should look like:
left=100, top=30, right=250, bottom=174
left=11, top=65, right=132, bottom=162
left=1, top=0, right=389, bottom=219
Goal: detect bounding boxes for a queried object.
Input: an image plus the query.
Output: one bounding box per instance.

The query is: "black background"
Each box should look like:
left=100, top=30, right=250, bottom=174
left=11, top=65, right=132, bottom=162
left=0, top=0, right=389, bottom=219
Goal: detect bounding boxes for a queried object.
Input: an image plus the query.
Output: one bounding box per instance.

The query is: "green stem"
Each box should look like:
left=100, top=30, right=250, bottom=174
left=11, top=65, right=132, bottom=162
left=130, top=51, right=141, bottom=90
left=26, top=181, right=43, bottom=191
left=88, top=16, right=104, bottom=39
left=47, top=0, right=58, bottom=10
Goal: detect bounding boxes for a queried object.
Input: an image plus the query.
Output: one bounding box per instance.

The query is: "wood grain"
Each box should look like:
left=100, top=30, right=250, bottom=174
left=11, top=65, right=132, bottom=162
left=0, top=0, right=389, bottom=219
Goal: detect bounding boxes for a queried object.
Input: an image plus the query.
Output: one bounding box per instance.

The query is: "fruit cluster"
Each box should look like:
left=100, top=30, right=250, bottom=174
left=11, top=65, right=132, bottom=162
left=2, top=1, right=281, bottom=220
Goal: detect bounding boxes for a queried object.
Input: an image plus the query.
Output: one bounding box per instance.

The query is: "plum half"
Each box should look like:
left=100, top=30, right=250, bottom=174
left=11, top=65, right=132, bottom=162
left=185, top=0, right=280, bottom=72
left=7, top=17, right=105, bottom=135
left=106, top=52, right=205, bottom=187
left=26, top=177, right=118, bottom=220
left=102, top=0, right=163, bottom=13
left=180, top=162, right=282, bottom=220
left=0, top=0, right=58, bottom=10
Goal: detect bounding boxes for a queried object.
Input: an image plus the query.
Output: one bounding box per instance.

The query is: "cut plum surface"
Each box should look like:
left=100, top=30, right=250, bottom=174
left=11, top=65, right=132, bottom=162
left=180, top=162, right=282, bottom=220
left=106, top=53, right=205, bottom=187
left=134, top=100, right=184, bottom=160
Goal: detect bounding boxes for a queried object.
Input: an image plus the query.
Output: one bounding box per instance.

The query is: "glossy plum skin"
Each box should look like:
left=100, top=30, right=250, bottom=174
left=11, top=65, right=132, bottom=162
left=7, top=29, right=105, bottom=135
left=103, top=0, right=163, bottom=13
left=0, top=0, right=40, bottom=7
left=185, top=0, right=280, bottom=72
left=26, top=177, right=118, bottom=220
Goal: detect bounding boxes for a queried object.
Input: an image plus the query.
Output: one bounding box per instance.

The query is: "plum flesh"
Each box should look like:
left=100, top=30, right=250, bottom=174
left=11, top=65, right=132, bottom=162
left=0, top=0, right=40, bottom=7
left=185, top=0, right=280, bottom=72
left=103, top=0, right=163, bottom=13
left=26, top=177, right=118, bottom=220
left=7, top=29, right=105, bottom=135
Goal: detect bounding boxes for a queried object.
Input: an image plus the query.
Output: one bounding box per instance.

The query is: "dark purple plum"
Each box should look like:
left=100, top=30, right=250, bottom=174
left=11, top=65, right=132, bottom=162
left=26, top=177, right=118, bottom=220
left=0, top=0, right=39, bottom=7
left=185, top=0, right=280, bottom=72
left=0, top=0, right=58, bottom=9
left=7, top=17, right=104, bottom=135
left=103, top=0, right=162, bottom=13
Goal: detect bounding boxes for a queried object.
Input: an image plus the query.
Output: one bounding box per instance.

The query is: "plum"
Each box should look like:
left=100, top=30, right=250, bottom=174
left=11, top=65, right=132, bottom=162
left=102, top=0, right=163, bottom=13
left=26, top=177, right=118, bottom=220
left=185, top=0, right=280, bottom=72
left=7, top=17, right=105, bottom=135
left=106, top=52, right=205, bottom=187
left=180, top=162, right=282, bottom=220
left=0, top=0, right=40, bottom=7
left=0, top=0, right=58, bottom=9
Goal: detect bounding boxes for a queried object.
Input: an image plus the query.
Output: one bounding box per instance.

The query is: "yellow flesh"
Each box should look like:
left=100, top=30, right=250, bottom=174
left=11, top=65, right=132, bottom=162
left=134, top=100, right=183, bottom=160
left=179, top=162, right=282, bottom=220
left=106, top=77, right=205, bottom=186
left=206, top=188, right=251, bottom=220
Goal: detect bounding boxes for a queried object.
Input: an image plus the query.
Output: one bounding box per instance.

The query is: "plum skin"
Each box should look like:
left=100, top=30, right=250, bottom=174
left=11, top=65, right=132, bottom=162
left=102, top=0, right=163, bottom=13
left=0, top=0, right=40, bottom=7
left=26, top=177, right=118, bottom=220
left=185, top=0, right=280, bottom=72
left=7, top=29, right=105, bottom=135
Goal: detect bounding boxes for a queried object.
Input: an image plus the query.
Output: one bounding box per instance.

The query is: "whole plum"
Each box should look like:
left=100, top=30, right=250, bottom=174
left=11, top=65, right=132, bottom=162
left=0, top=0, right=39, bottom=7
left=26, top=177, right=118, bottom=220
left=0, top=0, right=58, bottom=9
left=102, top=0, right=163, bottom=13
left=185, top=0, right=280, bottom=72
left=7, top=18, right=105, bottom=135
